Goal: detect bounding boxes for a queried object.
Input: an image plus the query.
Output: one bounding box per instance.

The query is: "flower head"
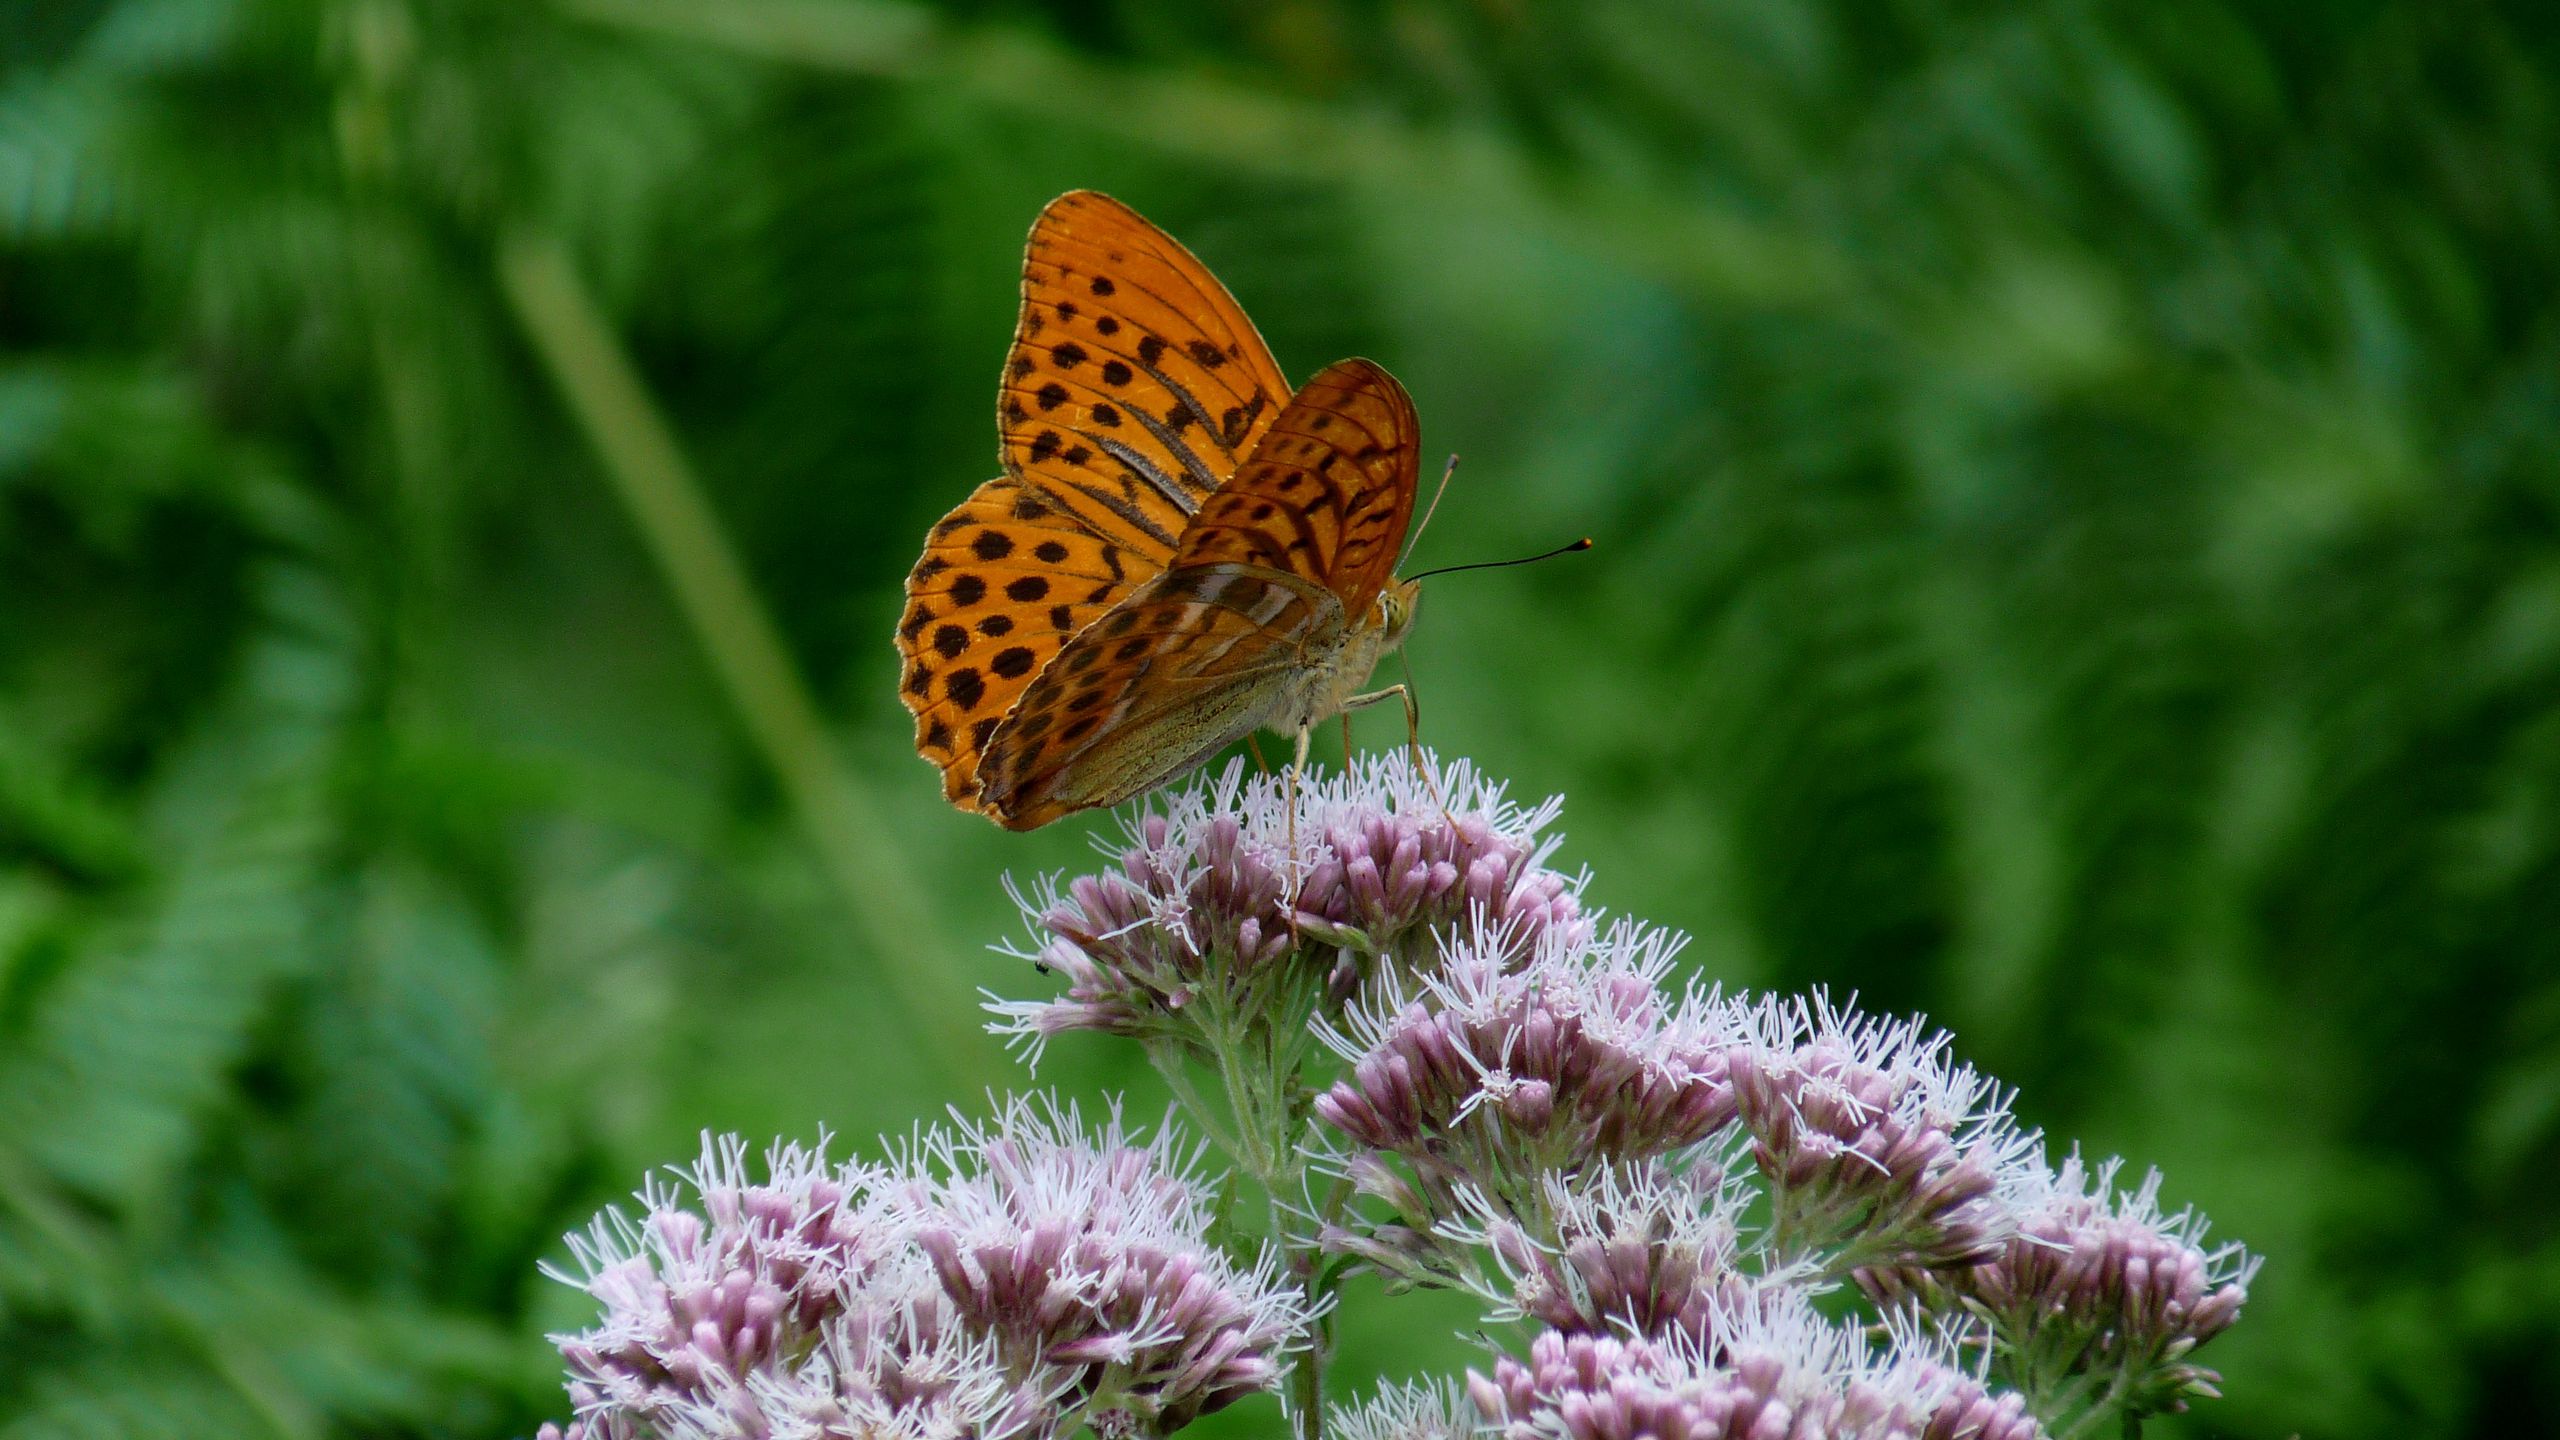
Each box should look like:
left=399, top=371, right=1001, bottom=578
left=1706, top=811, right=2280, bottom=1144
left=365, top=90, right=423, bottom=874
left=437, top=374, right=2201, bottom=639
left=1315, top=921, right=1738, bottom=1247
left=893, top=1095, right=1315, bottom=1434
left=1727, top=994, right=2036, bottom=1270
left=542, top=1100, right=1307, bottom=1440
left=1469, top=1296, right=2045, bottom=1440
left=1451, top=1163, right=1756, bottom=1344
left=1863, top=1151, right=2257, bottom=1422
left=1333, top=1381, right=1482, bottom=1440
left=989, top=752, right=1586, bottom=1062
left=544, top=1133, right=917, bottom=1440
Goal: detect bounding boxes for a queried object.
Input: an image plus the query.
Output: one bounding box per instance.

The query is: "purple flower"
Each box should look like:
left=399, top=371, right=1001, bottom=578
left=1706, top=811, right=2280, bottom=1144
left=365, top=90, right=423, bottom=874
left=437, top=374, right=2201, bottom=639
left=893, top=1096, right=1316, bottom=1435
left=1862, top=1151, right=2258, bottom=1422
left=1315, top=921, right=1738, bottom=1243
left=1453, top=1164, right=1757, bottom=1344
left=989, top=752, right=1586, bottom=1062
left=1334, top=1382, right=1480, bottom=1440
left=1469, top=1297, right=2047, bottom=1440
left=541, top=1101, right=1308, bottom=1440
left=752, top=1295, right=1071, bottom=1440
left=544, top=1133, right=920, bottom=1440
left=1727, top=995, right=2036, bottom=1271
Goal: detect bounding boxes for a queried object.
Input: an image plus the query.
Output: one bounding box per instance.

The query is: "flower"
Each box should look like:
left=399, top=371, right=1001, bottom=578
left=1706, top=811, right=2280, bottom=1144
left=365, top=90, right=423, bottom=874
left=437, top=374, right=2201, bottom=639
left=1333, top=1381, right=1482, bottom=1440
left=1449, top=1163, right=1757, bottom=1344
left=541, top=1100, right=1308, bottom=1440
left=544, top=1132, right=925, bottom=1440
left=988, top=751, right=1586, bottom=1063
left=892, top=1095, right=1316, bottom=1435
left=1726, top=994, right=2037, bottom=1271
left=1315, top=920, right=1737, bottom=1247
left=748, top=1293, right=1070, bottom=1440
left=1468, top=1295, right=2046, bottom=1440
left=1862, top=1151, right=2258, bottom=1422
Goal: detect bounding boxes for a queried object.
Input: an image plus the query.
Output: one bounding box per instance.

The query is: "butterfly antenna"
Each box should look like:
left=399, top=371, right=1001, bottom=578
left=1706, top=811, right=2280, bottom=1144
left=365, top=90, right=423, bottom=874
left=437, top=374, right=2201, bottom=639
left=1398, top=453, right=1461, bottom=569
left=1408, top=536, right=1593, bottom=582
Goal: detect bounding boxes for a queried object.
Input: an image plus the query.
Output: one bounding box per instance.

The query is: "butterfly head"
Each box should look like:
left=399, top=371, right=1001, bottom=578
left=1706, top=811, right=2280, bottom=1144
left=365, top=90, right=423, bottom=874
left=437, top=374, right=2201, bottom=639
left=1375, top=578, right=1423, bottom=648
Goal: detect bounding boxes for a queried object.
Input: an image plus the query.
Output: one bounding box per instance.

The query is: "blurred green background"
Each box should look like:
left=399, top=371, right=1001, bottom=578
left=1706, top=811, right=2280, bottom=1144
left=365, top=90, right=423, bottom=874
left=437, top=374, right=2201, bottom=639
left=3, top=0, right=2556, bottom=1434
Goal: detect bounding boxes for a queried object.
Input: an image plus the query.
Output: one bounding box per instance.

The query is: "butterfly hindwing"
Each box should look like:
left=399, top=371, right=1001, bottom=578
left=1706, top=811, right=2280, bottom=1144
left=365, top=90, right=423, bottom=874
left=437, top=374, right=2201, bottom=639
left=1166, top=358, right=1421, bottom=616
left=975, top=566, right=1337, bottom=827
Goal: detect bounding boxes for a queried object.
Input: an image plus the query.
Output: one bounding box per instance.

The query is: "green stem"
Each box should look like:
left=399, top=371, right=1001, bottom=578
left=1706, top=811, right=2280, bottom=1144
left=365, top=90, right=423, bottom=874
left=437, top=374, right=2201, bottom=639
left=495, top=229, right=983, bottom=1090
left=1146, top=1042, right=1244, bottom=1160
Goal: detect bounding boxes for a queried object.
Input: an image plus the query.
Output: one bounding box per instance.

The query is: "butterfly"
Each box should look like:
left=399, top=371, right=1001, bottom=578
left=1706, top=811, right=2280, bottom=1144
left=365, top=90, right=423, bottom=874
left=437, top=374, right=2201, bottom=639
left=897, top=191, right=1426, bottom=830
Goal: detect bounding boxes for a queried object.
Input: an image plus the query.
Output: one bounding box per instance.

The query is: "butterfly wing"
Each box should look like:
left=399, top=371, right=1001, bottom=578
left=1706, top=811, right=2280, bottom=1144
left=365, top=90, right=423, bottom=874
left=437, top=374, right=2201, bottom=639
left=1003, top=190, right=1294, bottom=544
left=1165, top=357, right=1419, bottom=616
left=975, top=568, right=1342, bottom=829
left=976, top=359, right=1424, bottom=828
left=901, top=191, right=1295, bottom=810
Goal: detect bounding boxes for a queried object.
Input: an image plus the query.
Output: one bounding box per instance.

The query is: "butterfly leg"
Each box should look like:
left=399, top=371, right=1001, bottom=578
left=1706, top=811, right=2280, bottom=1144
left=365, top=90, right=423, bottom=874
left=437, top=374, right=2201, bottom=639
left=1342, top=684, right=1450, bottom=821
left=1248, top=732, right=1271, bottom=775
left=1286, top=725, right=1314, bottom=933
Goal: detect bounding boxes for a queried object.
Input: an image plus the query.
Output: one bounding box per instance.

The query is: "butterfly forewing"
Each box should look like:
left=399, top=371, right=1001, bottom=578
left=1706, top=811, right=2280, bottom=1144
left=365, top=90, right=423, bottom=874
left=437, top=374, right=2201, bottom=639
left=973, top=359, right=1425, bottom=828
left=900, top=192, right=1296, bottom=811
left=1001, top=191, right=1293, bottom=550
left=899, top=476, right=1149, bottom=803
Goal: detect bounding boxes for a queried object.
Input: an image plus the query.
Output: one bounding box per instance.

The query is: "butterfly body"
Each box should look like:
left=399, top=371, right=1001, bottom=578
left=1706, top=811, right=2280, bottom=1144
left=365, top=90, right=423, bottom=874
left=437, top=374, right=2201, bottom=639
left=900, top=192, right=1427, bottom=830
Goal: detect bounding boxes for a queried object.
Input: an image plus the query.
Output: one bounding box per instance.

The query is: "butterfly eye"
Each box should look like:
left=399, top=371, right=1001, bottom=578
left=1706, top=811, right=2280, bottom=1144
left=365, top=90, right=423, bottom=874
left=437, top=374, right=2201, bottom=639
left=1376, top=585, right=1419, bottom=637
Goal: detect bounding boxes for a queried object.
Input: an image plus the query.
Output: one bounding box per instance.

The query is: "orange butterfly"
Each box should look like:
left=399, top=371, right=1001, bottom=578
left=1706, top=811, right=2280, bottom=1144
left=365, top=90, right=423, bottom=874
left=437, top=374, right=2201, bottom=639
left=897, top=191, right=1425, bottom=830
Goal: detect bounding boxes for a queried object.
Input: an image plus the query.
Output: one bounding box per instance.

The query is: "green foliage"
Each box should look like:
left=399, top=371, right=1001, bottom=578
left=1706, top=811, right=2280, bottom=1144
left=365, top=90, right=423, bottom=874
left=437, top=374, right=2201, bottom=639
left=2, top=0, right=2554, bottom=1435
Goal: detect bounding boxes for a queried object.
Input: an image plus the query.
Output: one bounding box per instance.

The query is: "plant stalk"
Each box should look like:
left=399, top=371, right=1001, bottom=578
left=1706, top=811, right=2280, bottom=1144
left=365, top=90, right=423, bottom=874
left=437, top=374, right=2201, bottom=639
left=495, top=228, right=983, bottom=1089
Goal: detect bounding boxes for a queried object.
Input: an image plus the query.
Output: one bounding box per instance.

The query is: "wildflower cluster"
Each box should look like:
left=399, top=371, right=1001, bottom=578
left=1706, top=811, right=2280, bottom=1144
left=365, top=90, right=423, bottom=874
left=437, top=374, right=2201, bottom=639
left=540, top=1100, right=1305, bottom=1440
left=1725, top=995, right=2035, bottom=1272
left=1316, top=922, right=1735, bottom=1233
left=1468, top=1297, right=2045, bottom=1440
left=1859, top=1152, right=2261, bottom=1422
left=541, top=751, right=2256, bottom=1440
left=988, top=754, right=1584, bottom=1068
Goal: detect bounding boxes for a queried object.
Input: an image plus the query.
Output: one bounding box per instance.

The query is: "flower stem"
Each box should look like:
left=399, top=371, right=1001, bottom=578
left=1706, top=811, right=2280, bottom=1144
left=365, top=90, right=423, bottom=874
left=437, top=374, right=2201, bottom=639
left=1147, top=1043, right=1245, bottom=1160
left=494, top=229, right=984, bottom=1090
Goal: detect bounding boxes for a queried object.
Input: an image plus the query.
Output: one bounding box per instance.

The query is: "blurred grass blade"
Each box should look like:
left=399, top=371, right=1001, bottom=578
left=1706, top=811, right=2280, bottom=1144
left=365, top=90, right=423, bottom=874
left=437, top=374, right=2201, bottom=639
left=495, top=228, right=985, bottom=1087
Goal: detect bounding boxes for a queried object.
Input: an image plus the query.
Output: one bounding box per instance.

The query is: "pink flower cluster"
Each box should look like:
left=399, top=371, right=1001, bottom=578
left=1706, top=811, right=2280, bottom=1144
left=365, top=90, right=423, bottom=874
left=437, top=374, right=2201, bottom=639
left=1859, top=1152, right=2259, bottom=1420
left=1314, top=922, right=1735, bottom=1236
left=539, top=1101, right=1308, bottom=1440
left=1727, top=996, right=2036, bottom=1270
left=990, top=752, right=1585, bottom=1061
left=1466, top=1301, right=2045, bottom=1440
